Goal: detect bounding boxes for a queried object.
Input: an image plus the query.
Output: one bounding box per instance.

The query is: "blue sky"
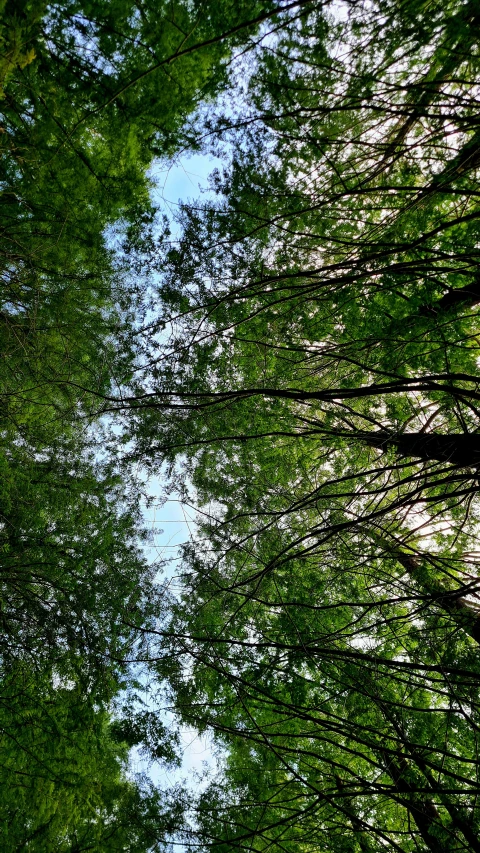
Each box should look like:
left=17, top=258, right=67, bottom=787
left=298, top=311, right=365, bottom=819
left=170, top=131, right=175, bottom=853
left=129, top=151, right=220, bottom=791
left=150, top=151, right=222, bottom=212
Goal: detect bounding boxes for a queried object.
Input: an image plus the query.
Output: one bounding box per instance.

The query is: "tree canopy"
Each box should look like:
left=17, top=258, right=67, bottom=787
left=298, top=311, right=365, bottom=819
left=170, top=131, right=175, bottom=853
left=119, top=0, right=480, bottom=849
left=2, top=0, right=480, bottom=850
left=0, top=0, right=294, bottom=847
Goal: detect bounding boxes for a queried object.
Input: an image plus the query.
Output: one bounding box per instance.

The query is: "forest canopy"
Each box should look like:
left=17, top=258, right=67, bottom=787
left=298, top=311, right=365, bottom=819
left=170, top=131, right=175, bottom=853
left=1, top=0, right=480, bottom=850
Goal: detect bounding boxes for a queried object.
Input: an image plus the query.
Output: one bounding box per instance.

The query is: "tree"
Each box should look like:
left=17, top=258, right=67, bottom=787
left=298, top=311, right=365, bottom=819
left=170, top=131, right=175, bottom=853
left=116, top=1, right=480, bottom=848
left=0, top=3, right=326, bottom=844
left=119, top=0, right=480, bottom=623
left=150, top=530, right=480, bottom=852
left=0, top=0, right=304, bottom=433
left=0, top=429, right=157, bottom=682
left=0, top=662, right=183, bottom=852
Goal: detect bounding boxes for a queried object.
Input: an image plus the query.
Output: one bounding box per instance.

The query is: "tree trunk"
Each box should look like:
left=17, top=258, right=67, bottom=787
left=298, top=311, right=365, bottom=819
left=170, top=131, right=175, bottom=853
left=362, top=431, right=480, bottom=469
left=411, top=759, right=480, bottom=853
left=420, top=276, right=480, bottom=316
left=370, top=534, right=480, bottom=645
left=382, top=752, right=456, bottom=853
left=378, top=702, right=480, bottom=853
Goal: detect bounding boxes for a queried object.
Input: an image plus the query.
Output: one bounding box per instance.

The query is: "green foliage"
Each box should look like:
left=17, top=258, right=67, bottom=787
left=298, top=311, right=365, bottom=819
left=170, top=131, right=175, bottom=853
left=4, top=0, right=480, bottom=849
left=0, top=0, right=278, bottom=431
left=124, top=1, right=480, bottom=850
left=0, top=431, right=155, bottom=679
left=0, top=0, right=287, bottom=847
left=0, top=0, right=43, bottom=95
left=0, top=664, right=182, bottom=852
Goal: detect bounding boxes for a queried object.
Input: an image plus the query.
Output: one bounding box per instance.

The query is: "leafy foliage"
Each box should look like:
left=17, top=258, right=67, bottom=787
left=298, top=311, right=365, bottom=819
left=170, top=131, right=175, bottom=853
left=123, top=1, right=480, bottom=849
left=3, top=0, right=480, bottom=849
left=0, top=0, right=292, bottom=847
left=0, top=664, right=184, bottom=852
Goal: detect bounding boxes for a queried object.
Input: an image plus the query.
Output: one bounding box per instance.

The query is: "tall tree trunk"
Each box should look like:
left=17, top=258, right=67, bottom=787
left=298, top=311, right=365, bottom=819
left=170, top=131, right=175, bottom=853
left=371, top=534, right=480, bottom=644
left=361, top=431, right=480, bottom=469
left=419, top=276, right=480, bottom=316
left=410, top=759, right=480, bottom=853
left=377, top=701, right=480, bottom=853
left=382, top=752, right=456, bottom=853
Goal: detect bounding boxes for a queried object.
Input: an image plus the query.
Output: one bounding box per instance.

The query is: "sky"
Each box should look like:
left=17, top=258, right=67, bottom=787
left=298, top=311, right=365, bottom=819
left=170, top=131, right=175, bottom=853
left=129, top=151, right=221, bottom=789
left=150, top=151, right=222, bottom=216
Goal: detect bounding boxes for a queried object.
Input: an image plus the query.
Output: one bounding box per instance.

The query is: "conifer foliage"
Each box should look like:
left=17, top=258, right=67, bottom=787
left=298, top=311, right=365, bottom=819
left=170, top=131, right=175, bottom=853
left=125, top=1, right=480, bottom=850
left=2, top=0, right=480, bottom=850
left=0, top=0, right=287, bottom=847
